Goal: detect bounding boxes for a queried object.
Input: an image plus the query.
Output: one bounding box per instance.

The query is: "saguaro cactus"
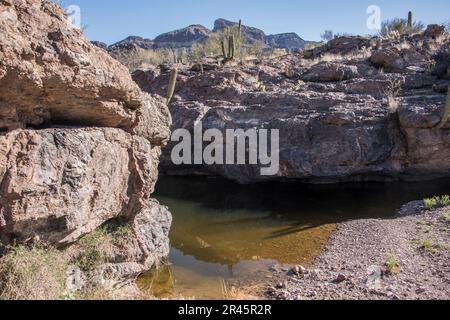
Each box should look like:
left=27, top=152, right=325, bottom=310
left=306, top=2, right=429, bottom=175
left=166, top=68, right=177, bottom=105
left=437, top=86, right=450, bottom=129
left=221, top=40, right=227, bottom=59
left=221, top=20, right=242, bottom=62
left=229, top=35, right=235, bottom=59
left=238, top=19, right=242, bottom=39
left=408, top=11, right=413, bottom=31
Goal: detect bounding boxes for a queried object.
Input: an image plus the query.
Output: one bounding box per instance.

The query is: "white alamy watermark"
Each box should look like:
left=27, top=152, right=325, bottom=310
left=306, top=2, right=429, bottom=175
left=66, top=4, right=81, bottom=29
left=171, top=123, right=280, bottom=176
left=367, top=5, right=382, bottom=31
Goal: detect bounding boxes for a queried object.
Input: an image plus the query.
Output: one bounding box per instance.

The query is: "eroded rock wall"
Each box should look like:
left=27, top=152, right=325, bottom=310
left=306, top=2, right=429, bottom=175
left=0, top=0, right=172, bottom=281
left=135, top=27, right=450, bottom=184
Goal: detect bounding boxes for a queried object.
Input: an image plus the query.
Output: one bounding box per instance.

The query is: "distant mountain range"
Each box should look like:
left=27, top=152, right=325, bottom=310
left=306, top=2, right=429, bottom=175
left=95, top=18, right=318, bottom=53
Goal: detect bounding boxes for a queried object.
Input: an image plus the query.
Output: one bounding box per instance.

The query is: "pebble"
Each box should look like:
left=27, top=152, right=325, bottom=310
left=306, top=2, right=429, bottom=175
left=334, top=274, right=347, bottom=283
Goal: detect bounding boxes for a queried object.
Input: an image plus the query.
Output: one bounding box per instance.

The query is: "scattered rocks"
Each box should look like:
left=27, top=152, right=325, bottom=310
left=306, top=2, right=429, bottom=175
left=267, top=202, right=450, bottom=300
left=301, top=62, right=359, bottom=82
left=134, top=27, right=450, bottom=184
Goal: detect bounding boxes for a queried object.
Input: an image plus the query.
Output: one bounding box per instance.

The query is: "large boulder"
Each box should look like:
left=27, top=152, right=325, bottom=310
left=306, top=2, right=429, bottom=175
left=0, top=0, right=172, bottom=269
left=0, top=0, right=170, bottom=138
left=0, top=128, right=162, bottom=245
left=301, top=62, right=359, bottom=82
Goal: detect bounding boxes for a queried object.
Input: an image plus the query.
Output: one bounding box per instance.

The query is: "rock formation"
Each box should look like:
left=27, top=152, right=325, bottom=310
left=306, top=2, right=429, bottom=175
left=105, top=18, right=313, bottom=54
left=0, top=0, right=171, bottom=283
left=134, top=27, right=450, bottom=184
left=266, top=33, right=308, bottom=52
left=109, top=36, right=155, bottom=52
left=153, top=24, right=211, bottom=49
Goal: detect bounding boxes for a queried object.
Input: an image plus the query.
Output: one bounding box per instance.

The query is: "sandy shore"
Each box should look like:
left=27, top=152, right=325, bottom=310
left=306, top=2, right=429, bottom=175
left=267, top=200, right=450, bottom=300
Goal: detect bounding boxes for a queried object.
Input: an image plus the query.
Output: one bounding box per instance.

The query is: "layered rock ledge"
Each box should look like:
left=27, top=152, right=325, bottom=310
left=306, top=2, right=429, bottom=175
left=0, top=0, right=172, bottom=288
left=134, top=27, right=450, bottom=184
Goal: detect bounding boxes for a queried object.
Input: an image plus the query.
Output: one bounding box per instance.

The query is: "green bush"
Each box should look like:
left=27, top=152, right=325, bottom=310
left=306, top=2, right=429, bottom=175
left=424, top=195, right=450, bottom=210
left=385, top=253, right=400, bottom=275
left=76, top=220, right=134, bottom=272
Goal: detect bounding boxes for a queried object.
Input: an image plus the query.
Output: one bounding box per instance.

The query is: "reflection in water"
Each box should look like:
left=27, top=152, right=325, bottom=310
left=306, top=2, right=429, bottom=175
left=138, top=177, right=450, bottom=299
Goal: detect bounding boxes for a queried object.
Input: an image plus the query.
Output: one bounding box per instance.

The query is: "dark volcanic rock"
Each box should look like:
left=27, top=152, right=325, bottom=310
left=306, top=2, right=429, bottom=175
left=301, top=62, right=359, bottom=82
left=91, top=41, right=108, bottom=51
left=267, top=33, right=306, bottom=51
left=154, top=24, right=211, bottom=49
left=109, top=36, right=155, bottom=51
left=213, top=18, right=266, bottom=44
left=134, top=28, right=450, bottom=184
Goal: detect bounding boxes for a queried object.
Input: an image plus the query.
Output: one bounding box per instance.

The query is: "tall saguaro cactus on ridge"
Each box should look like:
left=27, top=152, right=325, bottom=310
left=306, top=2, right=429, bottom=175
left=221, top=19, right=242, bottom=62
left=407, top=11, right=413, bottom=32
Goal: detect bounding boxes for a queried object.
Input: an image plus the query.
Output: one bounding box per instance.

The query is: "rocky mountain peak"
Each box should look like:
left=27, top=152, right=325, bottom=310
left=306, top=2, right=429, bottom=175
left=213, top=18, right=266, bottom=44
left=153, top=24, right=211, bottom=48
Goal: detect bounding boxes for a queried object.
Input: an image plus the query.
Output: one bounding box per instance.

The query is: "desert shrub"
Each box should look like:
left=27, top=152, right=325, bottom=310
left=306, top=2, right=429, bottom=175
left=304, top=42, right=324, bottom=51
left=112, top=47, right=176, bottom=72
left=245, top=40, right=264, bottom=59
left=383, top=79, right=404, bottom=113
left=380, top=18, right=425, bottom=37
left=270, top=48, right=288, bottom=58
left=0, top=245, right=68, bottom=300
left=442, top=212, right=450, bottom=223
left=385, top=253, right=400, bottom=275
left=76, top=229, right=110, bottom=272
left=419, top=239, right=442, bottom=254
left=432, top=43, right=450, bottom=80
left=321, top=30, right=334, bottom=42
left=424, top=195, right=450, bottom=210
left=76, top=220, right=133, bottom=272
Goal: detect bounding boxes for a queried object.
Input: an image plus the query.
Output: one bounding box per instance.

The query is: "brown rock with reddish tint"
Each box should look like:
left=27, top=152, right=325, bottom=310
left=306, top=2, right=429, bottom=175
left=0, top=0, right=172, bottom=278
left=0, top=128, right=163, bottom=245
left=0, top=0, right=170, bottom=140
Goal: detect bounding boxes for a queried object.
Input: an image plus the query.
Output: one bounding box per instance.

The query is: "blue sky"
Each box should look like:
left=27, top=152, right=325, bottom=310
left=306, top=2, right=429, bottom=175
left=59, top=0, right=450, bottom=45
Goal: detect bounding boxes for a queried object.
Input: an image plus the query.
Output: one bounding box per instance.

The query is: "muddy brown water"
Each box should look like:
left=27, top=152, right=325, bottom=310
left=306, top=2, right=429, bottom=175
left=137, top=176, right=450, bottom=299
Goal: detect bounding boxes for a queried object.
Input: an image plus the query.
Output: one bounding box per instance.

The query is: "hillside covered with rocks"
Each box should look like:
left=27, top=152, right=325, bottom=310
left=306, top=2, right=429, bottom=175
left=134, top=25, right=450, bottom=184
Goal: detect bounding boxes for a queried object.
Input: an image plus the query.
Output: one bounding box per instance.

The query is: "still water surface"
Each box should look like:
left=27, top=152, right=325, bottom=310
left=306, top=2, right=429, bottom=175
left=137, top=177, right=450, bottom=299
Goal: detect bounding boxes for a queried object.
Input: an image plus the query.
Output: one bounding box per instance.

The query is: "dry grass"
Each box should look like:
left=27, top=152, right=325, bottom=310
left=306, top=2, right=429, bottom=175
left=75, top=220, right=133, bottom=272
left=0, top=245, right=68, bottom=300
left=395, top=41, right=412, bottom=50
left=112, top=47, right=176, bottom=72
left=220, top=279, right=265, bottom=300
left=383, top=79, right=404, bottom=113
left=302, top=47, right=372, bottom=68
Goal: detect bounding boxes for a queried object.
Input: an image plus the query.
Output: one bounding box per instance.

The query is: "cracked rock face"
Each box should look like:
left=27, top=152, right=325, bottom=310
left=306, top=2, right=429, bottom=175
left=0, top=0, right=170, bottom=134
left=0, top=128, right=161, bottom=245
left=0, top=0, right=172, bottom=277
left=135, top=28, right=449, bottom=184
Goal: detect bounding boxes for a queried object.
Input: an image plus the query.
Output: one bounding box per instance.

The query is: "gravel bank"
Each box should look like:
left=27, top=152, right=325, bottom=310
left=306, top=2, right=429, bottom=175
left=268, top=201, right=450, bottom=300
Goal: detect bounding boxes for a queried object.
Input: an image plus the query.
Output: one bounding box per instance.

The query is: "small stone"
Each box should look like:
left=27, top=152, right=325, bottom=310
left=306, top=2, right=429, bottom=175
left=416, top=288, right=426, bottom=295
left=334, top=274, right=347, bottom=283
left=276, top=282, right=286, bottom=289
